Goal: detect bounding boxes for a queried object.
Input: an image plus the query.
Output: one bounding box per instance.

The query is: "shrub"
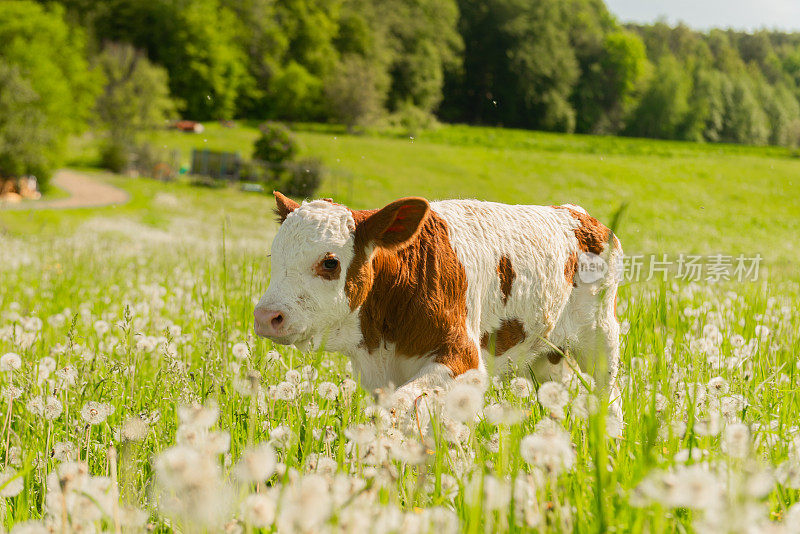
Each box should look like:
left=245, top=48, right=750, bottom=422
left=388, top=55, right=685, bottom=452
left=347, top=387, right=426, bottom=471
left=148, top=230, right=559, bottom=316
left=253, top=122, right=299, bottom=166
left=389, top=102, right=437, bottom=138
left=99, top=141, right=130, bottom=174
left=239, top=160, right=271, bottom=184
left=281, top=158, right=324, bottom=198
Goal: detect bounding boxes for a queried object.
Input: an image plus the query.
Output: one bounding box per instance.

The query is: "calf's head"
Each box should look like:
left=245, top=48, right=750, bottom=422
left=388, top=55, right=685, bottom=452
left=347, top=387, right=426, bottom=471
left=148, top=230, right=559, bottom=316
left=254, top=191, right=430, bottom=347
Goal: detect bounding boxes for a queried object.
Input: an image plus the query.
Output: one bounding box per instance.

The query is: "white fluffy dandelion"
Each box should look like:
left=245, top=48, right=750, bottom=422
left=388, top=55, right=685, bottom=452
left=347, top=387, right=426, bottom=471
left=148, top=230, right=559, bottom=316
left=55, top=365, right=78, bottom=388
left=274, top=381, right=298, bottom=401
left=707, top=376, right=729, bottom=396
left=234, top=443, right=277, bottom=482
left=520, top=427, right=575, bottom=475
left=0, top=352, right=21, bottom=372
left=345, top=423, right=376, bottom=445
left=537, top=381, right=569, bottom=419
left=284, top=369, right=302, bottom=384
left=317, top=381, right=339, bottom=401
left=93, top=320, right=110, bottom=336
left=120, top=416, right=149, bottom=442
left=44, top=396, right=63, bottom=421
left=444, top=383, right=484, bottom=423
left=455, top=369, right=488, bottom=391
left=241, top=492, right=277, bottom=528
left=26, top=396, right=44, bottom=417
left=80, top=401, right=115, bottom=425
left=52, top=441, right=76, bottom=462
left=177, top=402, right=219, bottom=429
left=364, top=405, right=392, bottom=428
left=0, top=467, right=24, bottom=497
left=509, top=377, right=533, bottom=398
left=231, top=342, right=250, bottom=360
left=723, top=423, right=750, bottom=458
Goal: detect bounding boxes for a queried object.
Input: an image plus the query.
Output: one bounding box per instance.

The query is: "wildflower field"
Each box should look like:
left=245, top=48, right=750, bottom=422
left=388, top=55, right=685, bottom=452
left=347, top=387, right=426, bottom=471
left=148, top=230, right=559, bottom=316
left=2, top=126, right=800, bottom=532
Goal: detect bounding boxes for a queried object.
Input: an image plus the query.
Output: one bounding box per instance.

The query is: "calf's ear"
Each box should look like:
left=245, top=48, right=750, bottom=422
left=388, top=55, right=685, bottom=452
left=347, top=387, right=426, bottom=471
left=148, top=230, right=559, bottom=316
left=360, top=197, right=430, bottom=249
left=274, top=191, right=300, bottom=223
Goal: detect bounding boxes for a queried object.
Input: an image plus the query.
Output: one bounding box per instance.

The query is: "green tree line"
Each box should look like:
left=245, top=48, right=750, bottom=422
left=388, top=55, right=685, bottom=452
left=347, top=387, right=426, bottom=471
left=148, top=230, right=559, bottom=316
left=3, top=0, right=800, bottom=185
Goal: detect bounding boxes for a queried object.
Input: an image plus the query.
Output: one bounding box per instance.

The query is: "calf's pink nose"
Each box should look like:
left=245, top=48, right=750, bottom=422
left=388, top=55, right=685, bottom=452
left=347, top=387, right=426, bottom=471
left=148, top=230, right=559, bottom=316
left=254, top=307, right=286, bottom=337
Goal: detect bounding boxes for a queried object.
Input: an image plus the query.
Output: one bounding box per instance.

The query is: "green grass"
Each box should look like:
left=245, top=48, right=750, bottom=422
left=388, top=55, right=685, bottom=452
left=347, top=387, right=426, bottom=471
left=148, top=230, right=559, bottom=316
left=1, top=123, right=799, bottom=532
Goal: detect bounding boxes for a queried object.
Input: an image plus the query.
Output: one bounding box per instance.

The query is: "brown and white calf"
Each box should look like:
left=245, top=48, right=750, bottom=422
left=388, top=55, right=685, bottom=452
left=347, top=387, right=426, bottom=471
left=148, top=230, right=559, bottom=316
left=255, top=192, right=623, bottom=414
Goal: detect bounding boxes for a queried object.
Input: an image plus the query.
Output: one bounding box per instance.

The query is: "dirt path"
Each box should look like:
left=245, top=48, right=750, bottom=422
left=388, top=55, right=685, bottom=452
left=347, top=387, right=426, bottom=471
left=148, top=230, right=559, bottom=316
left=1, top=169, right=129, bottom=210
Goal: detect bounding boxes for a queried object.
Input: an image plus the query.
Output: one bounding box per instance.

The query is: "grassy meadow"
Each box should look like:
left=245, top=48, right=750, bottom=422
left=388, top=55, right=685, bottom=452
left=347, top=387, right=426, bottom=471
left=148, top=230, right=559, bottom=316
left=1, top=124, right=800, bottom=532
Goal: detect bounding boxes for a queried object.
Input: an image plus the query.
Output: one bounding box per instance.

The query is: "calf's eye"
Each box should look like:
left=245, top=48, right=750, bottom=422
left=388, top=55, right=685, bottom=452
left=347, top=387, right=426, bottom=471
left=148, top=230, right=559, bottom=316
left=315, top=254, right=341, bottom=280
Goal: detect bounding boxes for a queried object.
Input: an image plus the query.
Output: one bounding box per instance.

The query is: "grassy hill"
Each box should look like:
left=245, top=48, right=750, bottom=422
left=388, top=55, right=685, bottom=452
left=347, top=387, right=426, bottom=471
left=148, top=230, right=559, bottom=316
left=147, top=122, right=800, bottom=266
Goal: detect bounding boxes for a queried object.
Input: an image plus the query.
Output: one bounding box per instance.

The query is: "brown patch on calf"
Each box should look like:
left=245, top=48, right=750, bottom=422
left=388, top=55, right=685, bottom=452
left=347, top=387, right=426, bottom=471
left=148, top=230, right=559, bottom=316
left=314, top=252, right=341, bottom=280
left=564, top=251, right=578, bottom=287
left=345, top=199, right=480, bottom=378
left=553, top=206, right=614, bottom=285
left=546, top=349, right=564, bottom=365
left=482, top=319, right=526, bottom=357
left=497, top=255, right=516, bottom=304
left=495, top=319, right=526, bottom=356
left=552, top=205, right=612, bottom=255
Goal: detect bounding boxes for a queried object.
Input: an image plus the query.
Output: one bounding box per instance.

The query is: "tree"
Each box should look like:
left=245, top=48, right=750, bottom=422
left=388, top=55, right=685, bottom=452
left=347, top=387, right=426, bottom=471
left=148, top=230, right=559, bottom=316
left=0, top=1, right=98, bottom=183
left=229, top=0, right=289, bottom=116
left=0, top=62, right=55, bottom=184
left=325, top=55, right=385, bottom=131
left=573, top=30, right=650, bottom=133
left=448, top=0, right=579, bottom=131
left=94, top=42, right=176, bottom=142
left=381, top=0, right=462, bottom=115
left=94, top=42, right=176, bottom=171
left=625, top=55, right=691, bottom=139
left=89, top=0, right=248, bottom=120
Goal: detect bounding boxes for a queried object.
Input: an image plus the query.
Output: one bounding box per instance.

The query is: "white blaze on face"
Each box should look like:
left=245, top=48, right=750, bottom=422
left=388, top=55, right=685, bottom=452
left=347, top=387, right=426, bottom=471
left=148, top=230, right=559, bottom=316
left=256, top=200, right=356, bottom=345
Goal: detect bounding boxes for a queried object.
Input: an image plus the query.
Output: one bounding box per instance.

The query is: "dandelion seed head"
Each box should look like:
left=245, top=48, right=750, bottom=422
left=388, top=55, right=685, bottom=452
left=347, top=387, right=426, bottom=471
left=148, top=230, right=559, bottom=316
left=317, top=381, right=339, bottom=400
left=80, top=401, right=114, bottom=425
left=537, top=381, right=569, bottom=419
left=455, top=369, right=488, bottom=391
left=55, top=365, right=78, bottom=388
left=345, top=423, right=376, bottom=445
left=274, top=381, right=297, bottom=401
left=234, top=443, right=277, bottom=482
left=3, top=385, right=23, bottom=402
left=444, top=383, right=483, bottom=423
left=0, top=467, right=23, bottom=497
left=509, top=377, right=533, bottom=398
left=241, top=492, right=277, bottom=528
left=520, top=427, right=575, bottom=475
left=121, top=416, right=149, bottom=442
left=26, top=396, right=44, bottom=416
left=231, top=342, right=250, bottom=360
left=53, top=441, right=76, bottom=462
left=723, top=423, right=750, bottom=458
left=1, top=352, right=21, bottom=371
left=284, top=369, right=301, bottom=384
left=301, top=365, right=318, bottom=382
left=178, top=402, right=219, bottom=429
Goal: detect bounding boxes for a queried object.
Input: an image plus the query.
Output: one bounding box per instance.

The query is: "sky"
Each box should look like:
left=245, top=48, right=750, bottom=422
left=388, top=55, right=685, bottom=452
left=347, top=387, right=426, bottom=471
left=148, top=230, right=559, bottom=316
left=603, top=0, right=800, bottom=32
